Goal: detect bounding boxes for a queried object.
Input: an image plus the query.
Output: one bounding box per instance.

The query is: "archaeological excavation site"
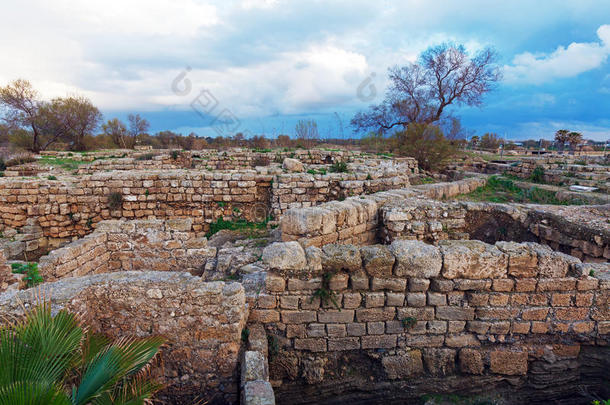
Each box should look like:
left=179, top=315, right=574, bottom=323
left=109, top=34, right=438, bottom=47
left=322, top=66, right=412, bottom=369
left=0, top=148, right=608, bottom=405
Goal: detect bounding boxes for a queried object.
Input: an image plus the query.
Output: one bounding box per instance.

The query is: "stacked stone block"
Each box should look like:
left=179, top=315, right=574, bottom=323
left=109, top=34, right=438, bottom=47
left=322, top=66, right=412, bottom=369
left=254, top=240, right=609, bottom=379
left=37, top=218, right=215, bottom=281
left=280, top=177, right=486, bottom=247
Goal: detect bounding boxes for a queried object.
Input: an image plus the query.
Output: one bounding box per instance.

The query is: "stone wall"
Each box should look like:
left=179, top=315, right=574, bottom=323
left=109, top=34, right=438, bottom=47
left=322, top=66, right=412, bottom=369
left=0, top=170, right=273, bottom=239
left=0, top=156, right=418, bottom=241
left=255, top=240, right=609, bottom=404
left=37, top=218, right=215, bottom=281
left=381, top=200, right=610, bottom=262
left=279, top=177, right=486, bottom=247
left=73, top=149, right=360, bottom=174
left=505, top=157, right=609, bottom=192
left=0, top=271, right=248, bottom=404
left=271, top=171, right=411, bottom=218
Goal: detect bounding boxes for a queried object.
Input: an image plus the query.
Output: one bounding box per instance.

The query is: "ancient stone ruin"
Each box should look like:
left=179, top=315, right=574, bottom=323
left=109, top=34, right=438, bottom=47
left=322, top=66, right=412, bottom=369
left=0, top=149, right=608, bottom=404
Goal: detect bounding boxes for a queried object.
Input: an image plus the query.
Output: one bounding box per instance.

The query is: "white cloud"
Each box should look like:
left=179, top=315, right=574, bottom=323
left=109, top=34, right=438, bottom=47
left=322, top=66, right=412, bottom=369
left=504, top=25, right=610, bottom=84
left=155, top=44, right=370, bottom=116
left=50, top=0, right=219, bottom=37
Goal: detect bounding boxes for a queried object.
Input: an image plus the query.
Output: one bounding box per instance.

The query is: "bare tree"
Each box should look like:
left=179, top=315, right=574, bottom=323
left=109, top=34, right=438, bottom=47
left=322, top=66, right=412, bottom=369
left=127, top=114, right=150, bottom=148
left=0, top=79, right=45, bottom=151
left=102, top=118, right=128, bottom=148
left=295, top=119, right=319, bottom=147
left=351, top=44, right=501, bottom=134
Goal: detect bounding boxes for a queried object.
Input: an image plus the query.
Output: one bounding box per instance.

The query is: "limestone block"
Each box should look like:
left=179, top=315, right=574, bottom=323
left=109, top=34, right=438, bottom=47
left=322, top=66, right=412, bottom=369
left=282, top=158, right=304, bottom=172
left=321, top=244, right=361, bottom=272
left=440, top=240, right=508, bottom=279
left=262, top=242, right=306, bottom=272
left=390, top=240, right=442, bottom=278
left=489, top=350, right=528, bottom=375
left=382, top=350, right=423, bottom=379
left=360, top=245, right=395, bottom=277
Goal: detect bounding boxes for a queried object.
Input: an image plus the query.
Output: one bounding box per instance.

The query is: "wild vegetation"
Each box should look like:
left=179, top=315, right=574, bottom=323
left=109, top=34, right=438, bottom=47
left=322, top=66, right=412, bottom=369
left=458, top=176, right=587, bottom=205
left=0, top=302, right=164, bottom=404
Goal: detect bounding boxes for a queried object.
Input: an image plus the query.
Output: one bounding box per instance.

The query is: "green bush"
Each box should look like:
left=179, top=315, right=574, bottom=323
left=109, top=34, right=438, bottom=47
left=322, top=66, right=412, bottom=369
left=530, top=166, right=545, bottom=183
left=330, top=161, right=349, bottom=173
left=170, top=150, right=180, bottom=160
left=11, top=262, right=43, bottom=288
left=0, top=158, right=5, bottom=171
left=47, top=175, right=57, bottom=180
left=392, top=123, right=457, bottom=171
left=0, top=302, right=164, bottom=404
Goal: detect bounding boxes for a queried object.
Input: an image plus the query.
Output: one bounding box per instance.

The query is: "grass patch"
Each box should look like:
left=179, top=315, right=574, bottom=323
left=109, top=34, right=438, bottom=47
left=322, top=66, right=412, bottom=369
left=307, top=168, right=328, bottom=175
left=38, top=156, right=89, bottom=171
left=458, top=176, right=586, bottom=205
left=206, top=217, right=271, bottom=238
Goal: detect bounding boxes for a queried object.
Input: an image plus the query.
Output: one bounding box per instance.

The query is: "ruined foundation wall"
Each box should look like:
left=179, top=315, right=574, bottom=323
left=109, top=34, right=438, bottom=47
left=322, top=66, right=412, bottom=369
left=381, top=200, right=610, bottom=262
left=0, top=170, right=273, bottom=238
left=0, top=272, right=248, bottom=405
left=255, top=240, right=609, bottom=404
left=279, top=177, right=486, bottom=247
left=37, top=218, right=215, bottom=281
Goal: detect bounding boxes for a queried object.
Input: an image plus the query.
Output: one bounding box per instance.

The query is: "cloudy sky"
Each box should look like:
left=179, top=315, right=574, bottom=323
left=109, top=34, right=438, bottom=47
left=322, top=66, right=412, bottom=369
left=1, top=0, right=610, bottom=140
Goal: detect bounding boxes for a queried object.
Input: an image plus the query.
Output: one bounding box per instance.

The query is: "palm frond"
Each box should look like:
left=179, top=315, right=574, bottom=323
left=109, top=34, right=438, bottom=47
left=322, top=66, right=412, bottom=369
left=73, top=336, right=164, bottom=405
left=0, top=381, right=71, bottom=405
left=0, top=303, right=82, bottom=388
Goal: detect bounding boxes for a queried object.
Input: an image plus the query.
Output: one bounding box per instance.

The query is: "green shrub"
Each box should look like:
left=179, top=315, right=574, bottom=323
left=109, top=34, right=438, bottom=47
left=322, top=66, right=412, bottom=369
left=11, top=262, right=43, bottom=288
left=529, top=166, right=545, bottom=183
left=0, top=158, right=5, bottom=171
left=311, top=272, right=340, bottom=310
left=107, top=192, right=123, bottom=210
left=330, top=161, right=349, bottom=173
left=0, top=302, right=164, bottom=404
left=47, top=175, right=57, bottom=180
left=170, top=150, right=180, bottom=160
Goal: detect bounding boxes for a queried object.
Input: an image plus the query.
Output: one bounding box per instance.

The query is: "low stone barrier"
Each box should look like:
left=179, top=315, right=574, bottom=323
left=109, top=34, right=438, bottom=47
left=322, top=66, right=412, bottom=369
left=279, top=177, right=486, bottom=247
left=0, top=170, right=273, bottom=239
left=241, top=324, right=275, bottom=404
left=381, top=199, right=610, bottom=262
left=0, top=271, right=248, bottom=404
left=38, top=218, right=215, bottom=281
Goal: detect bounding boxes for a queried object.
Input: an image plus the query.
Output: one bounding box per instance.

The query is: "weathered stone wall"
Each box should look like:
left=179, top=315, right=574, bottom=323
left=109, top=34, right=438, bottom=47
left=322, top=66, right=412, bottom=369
left=271, top=171, right=411, bottom=217
left=73, top=149, right=360, bottom=174
left=0, top=250, right=19, bottom=292
left=381, top=200, right=610, bottom=262
left=0, top=170, right=273, bottom=238
left=279, top=177, right=486, bottom=247
left=255, top=240, right=609, bottom=404
left=37, top=231, right=109, bottom=280
left=0, top=271, right=248, bottom=404
left=505, top=157, right=609, bottom=192
left=37, top=218, right=215, bottom=281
